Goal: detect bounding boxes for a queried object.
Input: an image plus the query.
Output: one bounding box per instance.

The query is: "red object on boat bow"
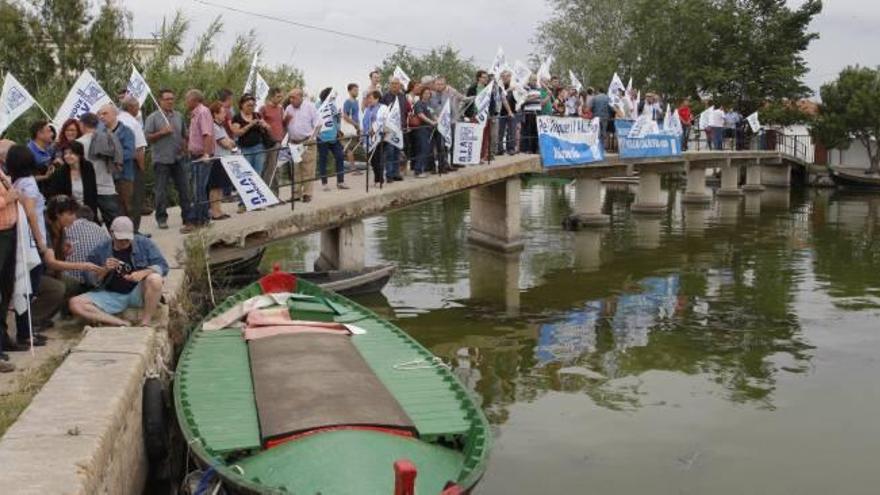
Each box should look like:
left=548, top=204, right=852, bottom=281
left=393, top=460, right=417, bottom=495
left=259, top=264, right=296, bottom=294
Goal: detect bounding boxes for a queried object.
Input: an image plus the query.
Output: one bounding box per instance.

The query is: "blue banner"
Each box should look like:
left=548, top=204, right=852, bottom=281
left=538, top=116, right=604, bottom=167
left=614, top=119, right=682, bottom=159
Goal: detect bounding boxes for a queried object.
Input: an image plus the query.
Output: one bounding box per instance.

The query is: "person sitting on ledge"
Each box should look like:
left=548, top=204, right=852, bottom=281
left=69, top=216, right=168, bottom=327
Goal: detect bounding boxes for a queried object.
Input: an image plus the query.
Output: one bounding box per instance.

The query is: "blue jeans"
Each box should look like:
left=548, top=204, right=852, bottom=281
left=414, top=128, right=433, bottom=174
left=711, top=127, right=724, bottom=150
left=190, top=156, right=212, bottom=225
left=497, top=115, right=517, bottom=154
left=384, top=143, right=400, bottom=180
left=154, top=158, right=192, bottom=224
left=317, top=140, right=346, bottom=185
left=240, top=144, right=266, bottom=176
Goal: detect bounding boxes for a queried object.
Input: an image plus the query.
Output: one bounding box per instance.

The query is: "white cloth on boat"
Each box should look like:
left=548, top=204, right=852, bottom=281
left=202, top=292, right=296, bottom=331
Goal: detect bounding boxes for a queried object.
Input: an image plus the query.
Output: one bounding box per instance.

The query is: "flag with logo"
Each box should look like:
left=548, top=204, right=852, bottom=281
left=437, top=98, right=452, bottom=148
left=254, top=72, right=270, bottom=109
left=569, top=70, right=583, bottom=93
left=392, top=66, right=411, bottom=89
left=243, top=53, right=259, bottom=94
left=13, top=205, right=41, bottom=316
left=512, top=60, right=532, bottom=87
left=53, top=70, right=112, bottom=125
left=746, top=112, right=761, bottom=133
left=536, top=55, right=553, bottom=86
left=317, top=89, right=339, bottom=134
left=474, top=80, right=495, bottom=126
left=126, top=66, right=151, bottom=107
left=384, top=98, right=404, bottom=150
left=490, top=46, right=506, bottom=78
left=0, top=73, right=36, bottom=135
left=663, top=104, right=683, bottom=136
left=608, top=73, right=625, bottom=97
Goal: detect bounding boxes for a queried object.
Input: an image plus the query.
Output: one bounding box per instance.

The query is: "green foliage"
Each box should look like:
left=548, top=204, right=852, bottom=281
left=813, top=66, right=880, bottom=173
left=0, top=3, right=304, bottom=140
left=377, top=46, right=478, bottom=93
left=535, top=0, right=822, bottom=112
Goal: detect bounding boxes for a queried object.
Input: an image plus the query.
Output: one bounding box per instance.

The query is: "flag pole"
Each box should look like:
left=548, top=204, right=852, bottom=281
left=31, top=100, right=54, bottom=124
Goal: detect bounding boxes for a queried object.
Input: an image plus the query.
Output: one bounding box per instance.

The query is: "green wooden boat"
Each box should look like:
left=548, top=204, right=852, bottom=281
left=173, top=270, right=491, bottom=494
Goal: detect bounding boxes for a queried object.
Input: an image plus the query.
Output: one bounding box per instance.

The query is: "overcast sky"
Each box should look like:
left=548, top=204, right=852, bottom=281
left=125, top=0, right=880, bottom=98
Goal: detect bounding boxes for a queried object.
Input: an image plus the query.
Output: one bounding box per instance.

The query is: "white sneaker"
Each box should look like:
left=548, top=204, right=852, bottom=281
left=322, top=185, right=331, bottom=192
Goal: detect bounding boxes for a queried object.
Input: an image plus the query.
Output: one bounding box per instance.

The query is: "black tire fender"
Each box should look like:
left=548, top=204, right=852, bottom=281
left=143, top=377, right=169, bottom=462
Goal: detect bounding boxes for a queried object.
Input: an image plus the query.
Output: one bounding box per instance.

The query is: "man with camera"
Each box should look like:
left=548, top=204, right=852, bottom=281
left=68, top=216, right=168, bottom=327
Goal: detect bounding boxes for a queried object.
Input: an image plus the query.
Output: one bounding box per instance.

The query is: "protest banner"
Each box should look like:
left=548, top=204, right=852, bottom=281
left=490, top=46, right=506, bottom=78
left=127, top=66, right=151, bottom=107
left=512, top=60, right=532, bottom=87
left=0, top=73, right=38, bottom=135
left=220, top=155, right=280, bottom=210
left=53, top=70, right=113, bottom=125
left=537, top=116, right=604, bottom=167
left=317, top=88, right=339, bottom=132
left=615, top=119, right=682, bottom=158
left=453, top=122, right=483, bottom=165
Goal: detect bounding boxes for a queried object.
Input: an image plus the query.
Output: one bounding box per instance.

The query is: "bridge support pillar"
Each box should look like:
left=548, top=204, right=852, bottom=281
left=314, top=221, right=365, bottom=272
left=564, top=178, right=609, bottom=229
left=717, top=160, right=743, bottom=197
left=631, top=170, right=666, bottom=213
left=763, top=164, right=792, bottom=188
left=743, top=162, right=765, bottom=192
left=633, top=215, right=663, bottom=249
left=468, top=178, right=523, bottom=252
left=682, top=163, right=712, bottom=204
left=573, top=229, right=604, bottom=272
left=718, top=197, right=741, bottom=225
left=683, top=204, right=710, bottom=236
left=744, top=190, right=762, bottom=216
left=469, top=246, right=521, bottom=317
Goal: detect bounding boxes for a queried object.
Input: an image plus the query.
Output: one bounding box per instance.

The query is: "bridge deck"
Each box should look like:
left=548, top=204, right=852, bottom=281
left=144, top=150, right=784, bottom=266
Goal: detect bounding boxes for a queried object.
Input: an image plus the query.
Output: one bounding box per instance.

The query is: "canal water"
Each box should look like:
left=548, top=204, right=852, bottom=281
left=259, top=180, right=880, bottom=495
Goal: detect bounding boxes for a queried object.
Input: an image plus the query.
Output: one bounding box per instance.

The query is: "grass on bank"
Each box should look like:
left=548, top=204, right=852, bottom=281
left=0, top=355, right=65, bottom=436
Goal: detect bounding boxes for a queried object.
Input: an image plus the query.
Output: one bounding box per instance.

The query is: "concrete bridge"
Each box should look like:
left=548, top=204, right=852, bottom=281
left=154, top=149, right=798, bottom=271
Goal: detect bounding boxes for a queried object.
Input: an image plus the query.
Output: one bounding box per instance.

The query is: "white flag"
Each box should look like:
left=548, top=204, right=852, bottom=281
left=384, top=98, right=404, bottom=150
left=569, top=70, right=583, bottom=93
left=536, top=55, right=553, bottom=87
left=254, top=72, right=270, bottom=110
left=490, top=46, right=506, bottom=78
left=437, top=98, right=452, bottom=148
left=0, top=73, right=37, bottom=135
left=512, top=60, right=532, bottom=87
left=608, top=72, right=625, bottom=97
left=243, top=53, right=259, bottom=95
left=53, top=70, right=112, bottom=126
left=626, top=77, right=633, bottom=93
left=219, top=155, right=279, bottom=211
left=126, top=65, right=151, bottom=107
left=632, top=90, right=641, bottom=120
left=370, top=104, right=389, bottom=153
left=474, top=80, right=495, bottom=126
left=317, top=89, right=339, bottom=134
left=392, top=66, right=411, bottom=89
left=746, top=112, right=761, bottom=133
left=663, top=104, right=683, bottom=136
left=13, top=205, right=41, bottom=315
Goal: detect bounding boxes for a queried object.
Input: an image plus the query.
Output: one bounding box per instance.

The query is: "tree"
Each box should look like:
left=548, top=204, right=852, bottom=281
left=535, top=0, right=822, bottom=115
left=377, top=45, right=478, bottom=92
left=813, top=66, right=880, bottom=175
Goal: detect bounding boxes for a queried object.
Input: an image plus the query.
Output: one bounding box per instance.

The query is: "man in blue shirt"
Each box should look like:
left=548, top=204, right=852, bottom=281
left=69, top=216, right=168, bottom=327
left=97, top=104, right=136, bottom=220
left=342, top=83, right=361, bottom=170
left=26, top=120, right=58, bottom=187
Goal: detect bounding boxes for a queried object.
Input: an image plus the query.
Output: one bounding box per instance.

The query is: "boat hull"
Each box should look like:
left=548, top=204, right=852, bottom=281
left=831, top=169, right=880, bottom=190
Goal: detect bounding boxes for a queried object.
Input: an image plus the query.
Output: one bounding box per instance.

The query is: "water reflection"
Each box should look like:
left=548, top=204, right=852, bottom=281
left=259, top=180, right=880, bottom=492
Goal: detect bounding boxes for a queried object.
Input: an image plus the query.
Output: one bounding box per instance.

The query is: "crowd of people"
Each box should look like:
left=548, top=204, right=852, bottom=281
left=0, top=65, right=758, bottom=372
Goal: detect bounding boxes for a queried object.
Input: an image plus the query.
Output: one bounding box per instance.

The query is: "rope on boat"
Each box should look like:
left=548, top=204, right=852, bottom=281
left=393, top=357, right=450, bottom=371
